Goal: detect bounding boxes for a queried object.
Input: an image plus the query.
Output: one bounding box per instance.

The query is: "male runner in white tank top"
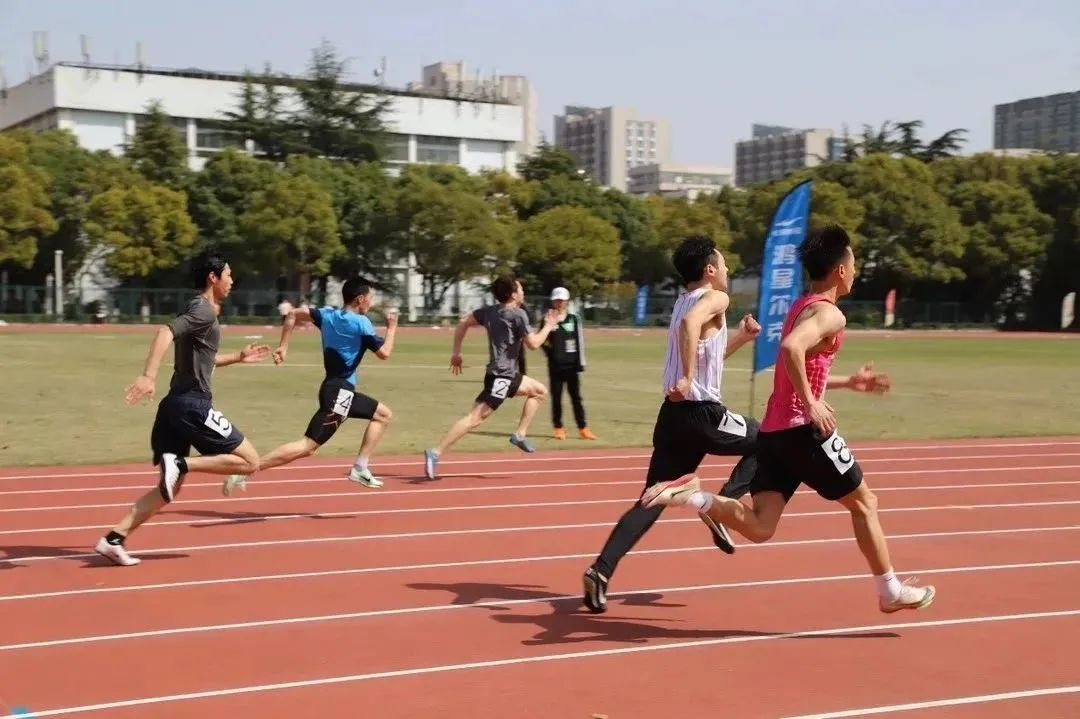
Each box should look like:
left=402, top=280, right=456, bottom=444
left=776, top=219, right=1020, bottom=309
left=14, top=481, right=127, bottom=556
left=582, top=236, right=762, bottom=613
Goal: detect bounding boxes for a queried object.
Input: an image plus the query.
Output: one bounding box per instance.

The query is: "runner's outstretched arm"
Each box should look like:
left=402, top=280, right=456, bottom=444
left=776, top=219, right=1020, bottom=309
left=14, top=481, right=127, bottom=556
left=523, top=309, right=558, bottom=349
left=272, top=307, right=313, bottom=365
left=374, top=311, right=399, bottom=360
left=827, top=362, right=891, bottom=393
left=125, top=326, right=174, bottom=404
left=724, top=313, right=762, bottom=359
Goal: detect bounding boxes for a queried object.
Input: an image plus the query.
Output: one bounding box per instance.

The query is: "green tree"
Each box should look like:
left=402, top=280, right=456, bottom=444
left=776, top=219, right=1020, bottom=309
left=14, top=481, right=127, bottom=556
left=83, top=183, right=196, bottom=279
left=623, top=195, right=735, bottom=288
left=516, top=141, right=582, bottom=183
left=285, top=155, right=397, bottom=288
left=222, top=67, right=300, bottom=161
left=723, top=176, right=864, bottom=274
left=947, top=180, right=1053, bottom=322
left=393, top=169, right=513, bottom=311
left=0, top=134, right=58, bottom=269
left=125, top=100, right=190, bottom=188
left=238, top=173, right=343, bottom=280
left=187, top=148, right=279, bottom=268
left=1024, top=155, right=1080, bottom=327
left=2, top=129, right=96, bottom=282
left=225, top=42, right=391, bottom=162
left=815, top=155, right=967, bottom=296
left=514, top=206, right=621, bottom=297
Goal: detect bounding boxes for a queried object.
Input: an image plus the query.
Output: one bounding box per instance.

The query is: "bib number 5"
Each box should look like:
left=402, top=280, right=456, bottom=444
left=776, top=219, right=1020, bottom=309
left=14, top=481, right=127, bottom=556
left=204, top=409, right=233, bottom=438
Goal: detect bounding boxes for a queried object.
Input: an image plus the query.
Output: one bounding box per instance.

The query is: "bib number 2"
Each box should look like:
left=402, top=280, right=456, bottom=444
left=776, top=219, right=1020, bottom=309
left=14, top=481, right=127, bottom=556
left=490, top=377, right=512, bottom=400
left=820, top=431, right=855, bottom=474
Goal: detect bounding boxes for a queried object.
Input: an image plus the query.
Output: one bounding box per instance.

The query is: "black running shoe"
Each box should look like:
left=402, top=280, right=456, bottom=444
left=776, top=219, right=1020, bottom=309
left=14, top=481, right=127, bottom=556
left=699, top=512, right=736, bottom=554
left=582, top=567, right=608, bottom=613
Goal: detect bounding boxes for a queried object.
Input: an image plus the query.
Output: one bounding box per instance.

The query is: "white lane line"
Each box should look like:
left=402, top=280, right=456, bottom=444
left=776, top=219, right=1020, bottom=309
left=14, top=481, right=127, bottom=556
left=4, top=495, right=1080, bottom=538
left=5, top=521, right=1080, bottom=580
left=4, top=453, right=1078, bottom=498
left=7, top=609, right=1080, bottom=718
left=2, top=440, right=1077, bottom=481
left=6, top=474, right=1080, bottom=514
left=4, top=558, right=1079, bottom=651
left=781, top=685, right=1080, bottom=718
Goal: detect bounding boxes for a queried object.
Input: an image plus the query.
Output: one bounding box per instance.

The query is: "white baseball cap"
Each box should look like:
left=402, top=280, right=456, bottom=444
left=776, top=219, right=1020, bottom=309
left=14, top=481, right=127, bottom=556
left=550, top=287, right=570, bottom=301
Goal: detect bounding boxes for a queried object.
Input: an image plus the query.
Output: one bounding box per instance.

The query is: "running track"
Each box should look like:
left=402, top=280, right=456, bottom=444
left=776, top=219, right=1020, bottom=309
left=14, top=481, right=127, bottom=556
left=2, top=437, right=1079, bottom=718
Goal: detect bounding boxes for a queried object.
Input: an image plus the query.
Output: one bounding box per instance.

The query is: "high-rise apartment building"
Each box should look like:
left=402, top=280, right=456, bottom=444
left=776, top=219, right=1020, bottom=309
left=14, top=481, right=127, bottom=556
left=735, top=124, right=844, bottom=187
left=553, top=106, right=671, bottom=191
left=994, top=91, right=1080, bottom=153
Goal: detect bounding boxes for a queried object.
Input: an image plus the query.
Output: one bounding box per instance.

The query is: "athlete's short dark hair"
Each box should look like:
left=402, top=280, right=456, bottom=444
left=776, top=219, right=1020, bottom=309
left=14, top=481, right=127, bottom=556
left=800, top=224, right=852, bottom=280
left=342, top=278, right=371, bottom=305
left=672, top=236, right=718, bottom=285
left=191, top=250, right=228, bottom=289
left=491, top=275, right=519, bottom=303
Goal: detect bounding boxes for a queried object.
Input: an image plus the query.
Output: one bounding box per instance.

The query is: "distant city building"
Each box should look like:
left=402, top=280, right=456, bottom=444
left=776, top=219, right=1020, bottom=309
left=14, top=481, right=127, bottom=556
left=735, top=124, right=845, bottom=187
left=627, top=162, right=733, bottom=199
left=994, top=90, right=1080, bottom=153
left=554, top=105, right=671, bottom=191
left=0, top=61, right=524, bottom=174
left=408, top=61, right=538, bottom=159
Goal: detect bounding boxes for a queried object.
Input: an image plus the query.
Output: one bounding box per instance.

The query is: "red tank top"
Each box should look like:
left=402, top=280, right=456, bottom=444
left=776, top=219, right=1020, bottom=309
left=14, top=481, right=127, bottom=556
left=760, top=293, right=844, bottom=432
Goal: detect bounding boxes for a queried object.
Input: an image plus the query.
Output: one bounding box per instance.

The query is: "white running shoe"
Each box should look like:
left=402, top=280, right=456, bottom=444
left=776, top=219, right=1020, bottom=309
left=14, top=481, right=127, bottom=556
left=348, top=467, right=384, bottom=488
left=94, top=537, right=141, bottom=566
left=640, top=474, right=701, bottom=509
left=158, top=453, right=186, bottom=502
left=222, top=474, right=247, bottom=497
left=880, top=578, right=936, bottom=613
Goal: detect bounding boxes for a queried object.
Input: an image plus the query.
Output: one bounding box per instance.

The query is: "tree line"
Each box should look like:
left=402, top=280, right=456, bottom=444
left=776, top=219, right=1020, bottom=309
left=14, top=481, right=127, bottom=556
left=0, top=42, right=1077, bottom=327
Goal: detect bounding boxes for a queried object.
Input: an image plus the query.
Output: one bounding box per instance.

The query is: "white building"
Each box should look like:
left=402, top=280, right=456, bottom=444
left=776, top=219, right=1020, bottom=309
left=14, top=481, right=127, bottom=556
left=408, top=61, right=538, bottom=159
left=0, top=61, right=526, bottom=320
left=0, top=62, right=524, bottom=175
left=628, top=162, right=733, bottom=199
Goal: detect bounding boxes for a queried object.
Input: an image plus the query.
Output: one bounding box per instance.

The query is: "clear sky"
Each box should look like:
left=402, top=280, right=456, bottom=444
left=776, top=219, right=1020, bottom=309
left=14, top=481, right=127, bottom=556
left=2, top=0, right=1078, bottom=166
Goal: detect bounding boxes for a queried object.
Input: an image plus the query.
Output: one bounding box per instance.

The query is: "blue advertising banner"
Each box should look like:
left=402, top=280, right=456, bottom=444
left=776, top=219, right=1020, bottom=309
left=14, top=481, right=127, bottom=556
left=634, top=285, right=649, bottom=326
left=752, top=180, right=813, bottom=373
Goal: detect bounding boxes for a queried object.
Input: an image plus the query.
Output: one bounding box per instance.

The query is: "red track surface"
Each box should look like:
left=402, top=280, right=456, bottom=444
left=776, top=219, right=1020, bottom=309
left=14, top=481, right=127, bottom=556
left=2, top=437, right=1079, bottom=718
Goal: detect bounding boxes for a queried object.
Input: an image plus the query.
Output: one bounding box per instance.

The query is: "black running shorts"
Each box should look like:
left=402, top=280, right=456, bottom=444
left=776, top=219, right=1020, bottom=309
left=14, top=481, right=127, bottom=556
left=644, top=399, right=759, bottom=487
left=304, top=378, right=380, bottom=445
left=150, top=390, right=245, bottom=464
left=475, top=372, right=524, bottom=410
left=750, top=423, right=864, bottom=502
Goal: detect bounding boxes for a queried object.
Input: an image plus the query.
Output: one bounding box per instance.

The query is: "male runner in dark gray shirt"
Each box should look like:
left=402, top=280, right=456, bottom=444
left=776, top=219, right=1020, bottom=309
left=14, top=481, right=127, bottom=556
left=424, top=275, right=558, bottom=479
left=94, top=250, right=270, bottom=566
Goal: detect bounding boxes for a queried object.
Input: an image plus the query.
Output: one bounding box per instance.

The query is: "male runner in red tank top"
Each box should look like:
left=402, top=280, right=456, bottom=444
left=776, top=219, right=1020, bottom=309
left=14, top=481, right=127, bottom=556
left=641, top=224, right=935, bottom=613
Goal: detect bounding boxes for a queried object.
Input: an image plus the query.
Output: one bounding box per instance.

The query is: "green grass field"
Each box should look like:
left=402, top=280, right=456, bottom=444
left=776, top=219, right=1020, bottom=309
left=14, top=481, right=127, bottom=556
left=1, top=328, right=1077, bottom=467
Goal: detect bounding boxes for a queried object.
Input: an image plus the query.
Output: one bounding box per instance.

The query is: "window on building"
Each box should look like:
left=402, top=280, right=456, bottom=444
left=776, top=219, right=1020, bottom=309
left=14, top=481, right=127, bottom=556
left=195, top=120, right=244, bottom=151
left=416, top=135, right=460, bottom=164
left=384, top=134, right=409, bottom=162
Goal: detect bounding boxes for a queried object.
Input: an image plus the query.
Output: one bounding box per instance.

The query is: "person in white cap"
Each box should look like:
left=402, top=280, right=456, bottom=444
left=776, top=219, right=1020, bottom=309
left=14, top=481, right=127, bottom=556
left=542, top=287, right=596, bottom=440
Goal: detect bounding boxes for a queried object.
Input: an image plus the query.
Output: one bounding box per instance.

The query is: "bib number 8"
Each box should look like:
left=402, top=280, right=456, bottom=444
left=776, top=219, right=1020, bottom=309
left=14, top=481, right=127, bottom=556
left=820, top=431, right=855, bottom=474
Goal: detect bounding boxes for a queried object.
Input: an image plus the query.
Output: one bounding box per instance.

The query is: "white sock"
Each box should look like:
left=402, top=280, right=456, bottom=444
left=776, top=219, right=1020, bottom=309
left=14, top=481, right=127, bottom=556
left=354, top=457, right=369, bottom=472
left=687, top=491, right=714, bottom=512
left=874, top=569, right=902, bottom=602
